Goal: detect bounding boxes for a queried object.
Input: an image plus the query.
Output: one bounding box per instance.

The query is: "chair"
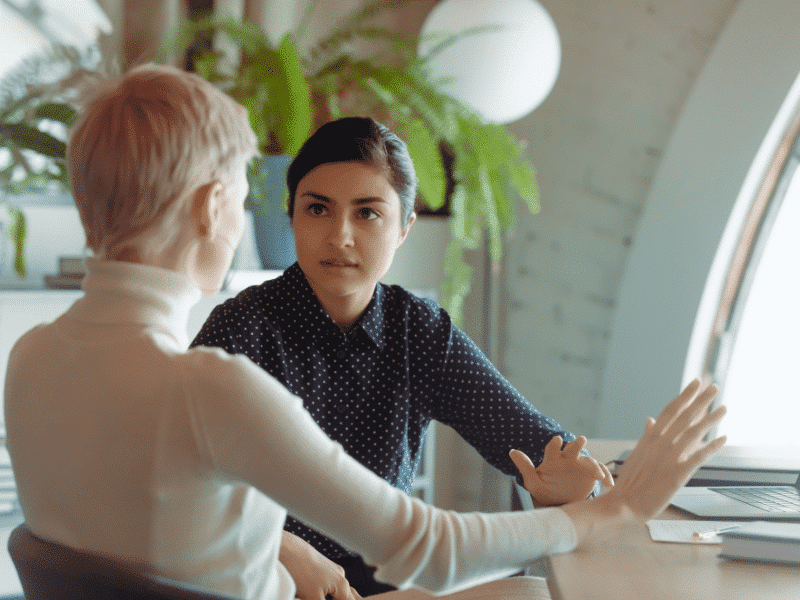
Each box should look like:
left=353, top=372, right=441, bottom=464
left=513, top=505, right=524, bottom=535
left=7, top=523, right=238, bottom=599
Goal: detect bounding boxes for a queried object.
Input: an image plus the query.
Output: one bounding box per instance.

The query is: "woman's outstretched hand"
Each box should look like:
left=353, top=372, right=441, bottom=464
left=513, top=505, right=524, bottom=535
left=604, top=378, right=726, bottom=518
left=510, top=379, right=726, bottom=545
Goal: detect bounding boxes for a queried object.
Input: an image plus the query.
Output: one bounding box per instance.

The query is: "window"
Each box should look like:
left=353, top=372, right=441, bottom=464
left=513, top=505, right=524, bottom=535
left=703, top=106, right=800, bottom=447
left=0, top=0, right=110, bottom=81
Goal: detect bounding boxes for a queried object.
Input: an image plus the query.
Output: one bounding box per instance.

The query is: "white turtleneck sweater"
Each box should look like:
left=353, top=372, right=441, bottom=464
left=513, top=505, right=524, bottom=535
left=4, top=259, right=577, bottom=600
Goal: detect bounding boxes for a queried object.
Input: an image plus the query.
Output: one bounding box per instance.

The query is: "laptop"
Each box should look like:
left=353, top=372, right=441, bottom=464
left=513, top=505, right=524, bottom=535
left=670, top=472, right=800, bottom=520
left=610, top=447, right=800, bottom=486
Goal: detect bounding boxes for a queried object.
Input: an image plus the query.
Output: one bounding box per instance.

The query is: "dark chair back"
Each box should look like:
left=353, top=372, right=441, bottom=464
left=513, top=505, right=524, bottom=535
left=7, top=523, right=238, bottom=599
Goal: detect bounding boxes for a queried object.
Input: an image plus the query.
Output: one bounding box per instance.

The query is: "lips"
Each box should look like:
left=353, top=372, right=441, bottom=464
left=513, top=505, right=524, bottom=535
left=321, top=259, right=358, bottom=268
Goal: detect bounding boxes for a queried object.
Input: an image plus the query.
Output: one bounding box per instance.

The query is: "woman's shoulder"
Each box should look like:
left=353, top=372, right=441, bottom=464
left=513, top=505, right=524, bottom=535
left=179, top=344, right=295, bottom=401
left=217, top=275, right=282, bottom=312
left=201, top=274, right=293, bottom=336
left=379, top=283, right=452, bottom=330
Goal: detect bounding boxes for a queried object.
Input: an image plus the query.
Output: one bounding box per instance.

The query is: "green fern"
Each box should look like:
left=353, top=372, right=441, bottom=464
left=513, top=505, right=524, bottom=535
left=165, top=2, right=541, bottom=324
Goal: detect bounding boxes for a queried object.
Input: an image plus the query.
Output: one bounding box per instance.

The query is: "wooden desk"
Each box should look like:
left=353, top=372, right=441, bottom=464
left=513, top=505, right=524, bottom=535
left=544, top=440, right=800, bottom=600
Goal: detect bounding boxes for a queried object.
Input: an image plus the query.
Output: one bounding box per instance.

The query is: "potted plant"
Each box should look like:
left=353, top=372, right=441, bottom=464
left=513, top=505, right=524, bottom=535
left=167, top=1, right=539, bottom=323
left=0, top=47, right=87, bottom=280
left=166, top=17, right=312, bottom=270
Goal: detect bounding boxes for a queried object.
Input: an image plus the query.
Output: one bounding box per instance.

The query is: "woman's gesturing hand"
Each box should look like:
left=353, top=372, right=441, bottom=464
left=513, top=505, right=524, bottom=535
left=510, top=379, right=726, bottom=546
left=515, top=435, right=614, bottom=506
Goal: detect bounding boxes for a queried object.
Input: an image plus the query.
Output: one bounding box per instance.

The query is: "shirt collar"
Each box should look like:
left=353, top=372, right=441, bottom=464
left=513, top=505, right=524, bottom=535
left=358, top=283, right=387, bottom=350
left=285, top=263, right=387, bottom=350
left=70, top=258, right=201, bottom=348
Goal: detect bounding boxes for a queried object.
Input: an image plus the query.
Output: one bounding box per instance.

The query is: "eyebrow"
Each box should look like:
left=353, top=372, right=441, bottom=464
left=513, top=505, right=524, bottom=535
left=302, top=192, right=389, bottom=205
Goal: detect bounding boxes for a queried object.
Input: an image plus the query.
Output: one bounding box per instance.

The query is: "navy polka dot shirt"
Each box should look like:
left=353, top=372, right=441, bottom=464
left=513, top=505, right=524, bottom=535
left=192, top=263, right=581, bottom=560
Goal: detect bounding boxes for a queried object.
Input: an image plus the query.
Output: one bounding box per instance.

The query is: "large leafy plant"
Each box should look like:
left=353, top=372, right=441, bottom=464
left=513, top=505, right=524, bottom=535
left=168, top=1, right=540, bottom=323
left=0, top=47, right=86, bottom=278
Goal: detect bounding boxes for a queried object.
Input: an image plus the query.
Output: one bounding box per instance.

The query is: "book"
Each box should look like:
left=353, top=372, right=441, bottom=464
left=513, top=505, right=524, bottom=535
left=43, top=255, right=87, bottom=289
left=58, top=256, right=86, bottom=276
left=43, top=274, right=83, bottom=290
left=610, top=447, right=800, bottom=486
left=719, top=521, right=800, bottom=565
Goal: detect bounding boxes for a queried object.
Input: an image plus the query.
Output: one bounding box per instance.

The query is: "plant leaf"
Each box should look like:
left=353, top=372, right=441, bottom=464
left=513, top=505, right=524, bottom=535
left=2, top=123, right=65, bottom=159
left=442, top=238, right=473, bottom=326
left=402, top=118, right=446, bottom=210
left=275, top=34, right=313, bottom=155
left=6, top=205, right=27, bottom=278
left=33, top=102, right=77, bottom=126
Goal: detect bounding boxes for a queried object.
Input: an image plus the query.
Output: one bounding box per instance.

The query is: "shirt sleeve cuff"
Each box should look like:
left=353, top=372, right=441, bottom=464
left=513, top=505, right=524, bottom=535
left=548, top=507, right=579, bottom=554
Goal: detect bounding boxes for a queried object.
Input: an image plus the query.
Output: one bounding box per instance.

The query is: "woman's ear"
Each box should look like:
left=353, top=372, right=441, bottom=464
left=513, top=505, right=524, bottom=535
left=191, top=181, right=225, bottom=239
left=398, top=211, right=417, bottom=246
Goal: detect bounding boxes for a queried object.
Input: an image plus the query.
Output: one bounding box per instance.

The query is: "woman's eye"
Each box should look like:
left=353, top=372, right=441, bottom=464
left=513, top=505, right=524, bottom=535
left=358, top=207, right=378, bottom=220
left=307, top=203, right=327, bottom=216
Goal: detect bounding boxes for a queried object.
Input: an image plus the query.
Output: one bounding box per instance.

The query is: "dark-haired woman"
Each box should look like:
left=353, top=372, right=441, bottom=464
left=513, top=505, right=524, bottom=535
left=195, top=117, right=612, bottom=595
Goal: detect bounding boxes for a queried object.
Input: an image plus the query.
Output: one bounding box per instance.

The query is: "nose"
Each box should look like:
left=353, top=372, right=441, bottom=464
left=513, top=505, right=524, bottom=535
left=326, top=214, right=355, bottom=248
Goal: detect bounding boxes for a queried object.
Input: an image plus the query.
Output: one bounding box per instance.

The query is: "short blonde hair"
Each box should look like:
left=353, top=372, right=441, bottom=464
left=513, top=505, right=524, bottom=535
left=67, top=63, right=257, bottom=259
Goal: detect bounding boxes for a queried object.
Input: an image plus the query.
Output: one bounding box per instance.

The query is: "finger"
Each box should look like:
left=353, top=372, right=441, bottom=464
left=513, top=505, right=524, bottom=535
left=563, top=436, right=587, bottom=460
left=581, top=456, right=605, bottom=480
left=510, top=449, right=537, bottom=482
left=686, top=435, right=727, bottom=473
left=598, top=461, right=614, bottom=487
left=330, top=580, right=357, bottom=600
left=577, top=455, right=605, bottom=480
left=687, top=384, right=720, bottom=426
left=676, top=404, right=727, bottom=451
left=542, top=436, right=563, bottom=463
left=625, top=417, right=656, bottom=468
left=666, top=383, right=719, bottom=441
left=651, top=378, right=703, bottom=434
left=351, top=587, right=363, bottom=600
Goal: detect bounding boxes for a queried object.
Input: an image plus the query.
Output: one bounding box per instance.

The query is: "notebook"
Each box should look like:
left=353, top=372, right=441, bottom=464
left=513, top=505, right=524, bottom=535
left=670, top=472, right=800, bottom=520
left=718, top=520, right=800, bottom=564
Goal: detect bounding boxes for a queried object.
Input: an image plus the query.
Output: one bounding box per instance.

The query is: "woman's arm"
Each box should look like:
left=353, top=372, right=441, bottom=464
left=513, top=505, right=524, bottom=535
left=186, top=349, right=725, bottom=593
left=424, top=321, right=607, bottom=504
left=184, top=348, right=581, bottom=592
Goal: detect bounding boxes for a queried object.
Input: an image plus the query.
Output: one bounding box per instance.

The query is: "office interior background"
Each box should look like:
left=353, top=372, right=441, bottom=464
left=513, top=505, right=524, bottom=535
left=2, top=0, right=799, bottom=516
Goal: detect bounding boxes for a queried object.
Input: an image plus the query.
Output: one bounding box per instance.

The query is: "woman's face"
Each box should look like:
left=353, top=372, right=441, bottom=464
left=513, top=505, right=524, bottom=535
left=292, top=161, right=414, bottom=316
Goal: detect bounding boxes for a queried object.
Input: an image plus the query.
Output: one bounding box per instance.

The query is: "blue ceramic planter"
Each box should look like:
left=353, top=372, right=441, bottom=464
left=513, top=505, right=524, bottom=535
left=246, top=155, right=296, bottom=270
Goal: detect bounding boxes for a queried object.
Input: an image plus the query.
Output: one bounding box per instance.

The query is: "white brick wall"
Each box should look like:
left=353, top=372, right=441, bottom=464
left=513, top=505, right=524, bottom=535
left=501, top=0, right=740, bottom=436
left=386, top=0, right=742, bottom=511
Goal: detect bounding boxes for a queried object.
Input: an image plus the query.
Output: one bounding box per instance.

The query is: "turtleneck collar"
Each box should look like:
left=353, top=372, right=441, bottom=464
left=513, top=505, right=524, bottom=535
left=68, top=258, right=202, bottom=349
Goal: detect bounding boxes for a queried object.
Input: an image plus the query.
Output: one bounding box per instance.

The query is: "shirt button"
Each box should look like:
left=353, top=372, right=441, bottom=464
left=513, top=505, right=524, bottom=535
left=336, top=405, right=347, bottom=414
left=337, top=348, right=347, bottom=358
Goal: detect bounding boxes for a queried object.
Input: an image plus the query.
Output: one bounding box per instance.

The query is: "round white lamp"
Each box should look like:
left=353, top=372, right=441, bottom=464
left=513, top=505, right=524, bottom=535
left=418, top=0, right=561, bottom=124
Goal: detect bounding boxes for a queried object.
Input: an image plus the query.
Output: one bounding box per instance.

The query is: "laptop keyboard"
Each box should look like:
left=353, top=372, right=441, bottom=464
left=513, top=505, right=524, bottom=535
left=714, top=486, right=800, bottom=512
left=0, top=445, right=19, bottom=515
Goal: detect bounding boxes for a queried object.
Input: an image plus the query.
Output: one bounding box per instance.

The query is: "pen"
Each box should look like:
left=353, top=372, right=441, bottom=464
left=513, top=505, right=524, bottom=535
left=692, top=525, right=741, bottom=541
